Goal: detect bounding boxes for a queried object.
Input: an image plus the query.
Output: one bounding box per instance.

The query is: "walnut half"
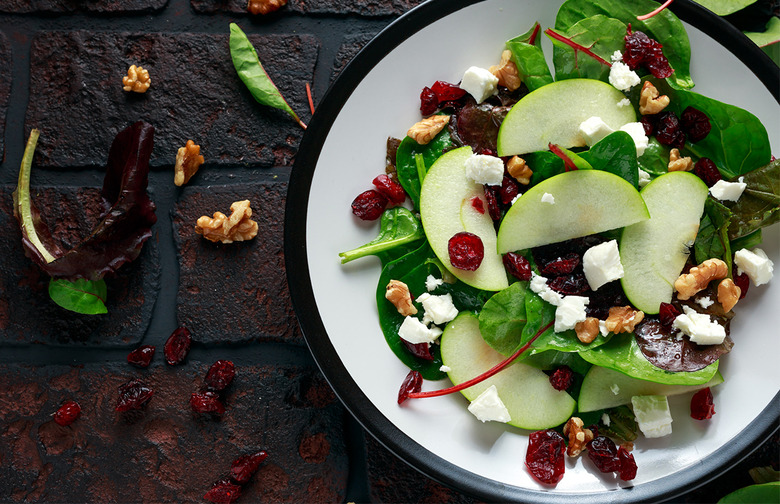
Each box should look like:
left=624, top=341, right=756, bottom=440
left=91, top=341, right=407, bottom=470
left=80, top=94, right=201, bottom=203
left=174, top=140, right=205, bottom=187
left=489, top=50, right=522, bottom=91
left=195, top=200, right=259, bottom=244
left=407, top=115, right=450, bottom=145
left=604, top=306, right=644, bottom=334
left=123, top=65, right=151, bottom=93
left=563, top=417, right=594, bottom=457
left=385, top=280, right=417, bottom=316
left=674, top=258, right=728, bottom=300
left=248, top=0, right=287, bottom=15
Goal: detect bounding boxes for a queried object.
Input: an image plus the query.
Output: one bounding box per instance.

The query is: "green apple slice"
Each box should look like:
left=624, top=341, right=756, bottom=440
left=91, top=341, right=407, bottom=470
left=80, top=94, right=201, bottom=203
left=497, top=78, right=636, bottom=156
left=496, top=170, right=649, bottom=253
left=420, top=146, right=509, bottom=291
left=578, top=365, right=724, bottom=412
left=620, top=171, right=708, bottom=314
left=440, top=312, right=575, bottom=430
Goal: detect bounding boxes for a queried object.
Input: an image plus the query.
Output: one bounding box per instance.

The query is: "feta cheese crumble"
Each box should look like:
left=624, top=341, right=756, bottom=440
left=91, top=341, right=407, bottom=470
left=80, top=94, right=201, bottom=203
left=632, top=395, right=673, bottom=438
left=696, top=296, right=714, bottom=309
left=672, top=305, right=726, bottom=345
left=638, top=168, right=652, bottom=187
left=465, top=153, right=504, bottom=186
left=425, top=274, right=443, bottom=292
left=439, top=365, right=452, bottom=373
left=398, top=316, right=440, bottom=345
left=554, top=295, right=589, bottom=332
left=582, top=239, right=624, bottom=291
left=541, top=192, right=556, bottom=204
left=579, top=116, right=615, bottom=145
left=617, top=98, right=631, bottom=108
left=416, top=293, right=459, bottom=325
left=619, top=122, right=650, bottom=156
left=460, top=66, right=498, bottom=104
left=467, top=385, right=511, bottom=423
left=709, top=179, right=746, bottom=202
left=609, top=61, right=640, bottom=91
left=601, top=413, right=611, bottom=427
left=610, top=383, right=620, bottom=395
left=734, top=247, right=774, bottom=286
left=530, top=273, right=563, bottom=307
left=611, top=50, right=623, bottom=62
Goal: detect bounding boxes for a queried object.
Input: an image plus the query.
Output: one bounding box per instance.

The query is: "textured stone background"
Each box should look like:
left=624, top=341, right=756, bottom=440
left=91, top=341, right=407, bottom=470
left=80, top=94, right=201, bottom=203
left=0, top=0, right=776, bottom=502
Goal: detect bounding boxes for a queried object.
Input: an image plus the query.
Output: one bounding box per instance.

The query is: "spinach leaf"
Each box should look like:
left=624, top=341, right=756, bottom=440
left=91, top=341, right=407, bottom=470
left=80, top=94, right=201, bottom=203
left=599, top=405, right=639, bottom=442
left=695, top=0, right=756, bottom=16
left=555, top=0, right=694, bottom=89
left=506, top=22, right=554, bottom=92
left=730, top=229, right=762, bottom=252
left=638, top=137, right=671, bottom=176
left=478, top=282, right=528, bottom=355
left=550, top=144, right=593, bottom=171
left=339, top=207, right=424, bottom=264
left=229, top=23, right=305, bottom=129
left=694, top=198, right=733, bottom=274
left=580, top=131, right=640, bottom=188
left=395, top=129, right=453, bottom=209
left=524, top=350, right=593, bottom=376
left=724, top=159, right=780, bottom=240
left=525, top=151, right=565, bottom=186
left=49, top=278, right=108, bottom=315
left=548, top=15, right=626, bottom=82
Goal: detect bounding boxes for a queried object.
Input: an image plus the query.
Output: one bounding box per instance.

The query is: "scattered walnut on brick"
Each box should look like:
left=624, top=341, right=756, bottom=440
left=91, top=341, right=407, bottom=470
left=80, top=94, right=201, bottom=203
left=574, top=317, right=600, bottom=344
left=638, top=80, right=669, bottom=115
left=507, top=156, right=532, bottom=185
left=489, top=49, right=522, bottom=91
left=667, top=148, right=693, bottom=172
left=385, top=280, right=418, bottom=316
left=247, top=0, right=287, bottom=15
left=195, top=200, right=259, bottom=244
left=717, top=278, right=741, bottom=312
left=122, top=64, right=151, bottom=93
left=604, top=306, right=644, bottom=334
left=407, top=115, right=450, bottom=145
left=563, top=417, right=594, bottom=457
left=674, top=258, right=728, bottom=300
left=174, top=140, right=205, bottom=187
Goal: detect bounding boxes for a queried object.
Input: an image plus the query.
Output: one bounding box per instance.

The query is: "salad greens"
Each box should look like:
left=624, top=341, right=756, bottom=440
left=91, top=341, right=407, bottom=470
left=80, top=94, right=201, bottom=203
left=547, top=15, right=625, bottom=82
left=395, top=128, right=453, bottom=209
left=506, top=23, right=554, bottom=92
left=339, top=207, right=424, bottom=264
left=48, top=278, right=108, bottom=315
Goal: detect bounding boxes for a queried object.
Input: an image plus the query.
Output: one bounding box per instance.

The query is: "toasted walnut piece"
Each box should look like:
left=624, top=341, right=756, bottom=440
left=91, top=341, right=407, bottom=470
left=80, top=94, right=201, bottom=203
left=385, top=280, right=418, bottom=316
left=407, top=115, right=450, bottom=145
left=575, top=317, right=600, bottom=344
left=174, top=140, right=205, bottom=187
left=489, top=50, right=522, bottom=92
left=674, top=258, right=728, bottom=300
left=639, top=80, right=670, bottom=115
left=122, top=65, right=151, bottom=93
left=563, top=417, right=594, bottom=457
left=717, top=278, right=741, bottom=312
left=605, top=306, right=645, bottom=334
left=247, top=0, right=287, bottom=15
left=507, top=156, right=533, bottom=185
left=195, top=200, right=259, bottom=244
left=667, top=148, right=693, bottom=172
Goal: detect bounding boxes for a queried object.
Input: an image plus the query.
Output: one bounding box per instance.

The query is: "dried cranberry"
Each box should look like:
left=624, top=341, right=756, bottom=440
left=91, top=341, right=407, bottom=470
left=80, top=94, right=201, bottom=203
left=53, top=400, right=81, bottom=426
left=654, top=111, right=686, bottom=149
left=540, top=253, right=580, bottom=276
left=734, top=272, right=749, bottom=299
left=484, top=186, right=501, bottom=221
left=617, top=446, right=637, bottom=481
left=116, top=379, right=154, bottom=412
left=164, top=327, right=192, bottom=366
left=658, top=302, right=682, bottom=328
left=548, top=273, right=590, bottom=296
left=680, top=106, right=712, bottom=143
left=401, top=340, right=434, bottom=361
left=351, top=189, right=388, bottom=221
left=548, top=366, right=573, bottom=391
left=471, top=196, right=485, bottom=214
left=690, top=387, right=716, bottom=420
left=205, top=360, right=236, bottom=391
left=586, top=435, right=621, bottom=473
left=190, top=391, right=226, bottom=416
left=503, top=252, right=532, bottom=281
left=127, top=345, right=155, bottom=368
left=397, top=370, right=422, bottom=404
left=372, top=174, right=406, bottom=205
left=640, top=115, right=656, bottom=137
left=231, top=451, right=268, bottom=484
left=499, top=176, right=520, bottom=205
left=623, top=28, right=673, bottom=78
left=430, top=80, right=467, bottom=104
left=525, top=430, right=566, bottom=485
left=420, top=86, right=438, bottom=116
left=448, top=232, right=484, bottom=271
left=693, top=157, right=722, bottom=187
left=204, top=478, right=242, bottom=504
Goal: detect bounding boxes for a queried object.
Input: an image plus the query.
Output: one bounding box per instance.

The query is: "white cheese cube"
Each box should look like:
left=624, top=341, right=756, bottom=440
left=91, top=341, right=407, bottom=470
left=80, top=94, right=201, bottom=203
left=709, top=179, right=746, bottom=202
left=579, top=116, right=615, bottom=146
left=398, top=316, right=438, bottom=345
left=465, top=153, right=504, bottom=186
left=467, top=385, right=511, bottom=423
left=554, top=295, right=589, bottom=332
left=631, top=395, right=673, bottom=438
left=460, top=66, right=498, bottom=104
left=530, top=274, right=563, bottom=307
left=609, top=61, right=640, bottom=91
left=415, top=292, right=459, bottom=325
left=734, top=247, right=774, bottom=286
left=425, top=274, right=443, bottom=292
left=582, top=239, right=624, bottom=291
left=672, top=306, right=726, bottom=345
left=541, top=192, right=556, bottom=204
left=638, top=168, right=651, bottom=187
left=619, top=122, right=649, bottom=157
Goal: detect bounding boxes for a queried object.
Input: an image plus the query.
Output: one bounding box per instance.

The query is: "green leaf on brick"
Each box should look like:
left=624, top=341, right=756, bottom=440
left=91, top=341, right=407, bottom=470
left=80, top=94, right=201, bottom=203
left=49, top=278, right=108, bottom=315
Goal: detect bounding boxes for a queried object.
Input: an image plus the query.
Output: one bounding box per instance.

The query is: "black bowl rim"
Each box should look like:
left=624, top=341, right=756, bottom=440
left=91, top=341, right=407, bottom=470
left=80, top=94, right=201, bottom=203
left=285, top=1, right=780, bottom=502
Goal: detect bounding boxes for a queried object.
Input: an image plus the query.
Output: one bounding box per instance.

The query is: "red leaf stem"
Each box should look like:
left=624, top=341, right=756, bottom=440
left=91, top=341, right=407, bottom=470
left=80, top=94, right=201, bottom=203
left=548, top=143, right=578, bottom=172
left=528, top=22, right=541, bottom=45
left=637, top=0, right=674, bottom=21
left=544, top=28, right=612, bottom=67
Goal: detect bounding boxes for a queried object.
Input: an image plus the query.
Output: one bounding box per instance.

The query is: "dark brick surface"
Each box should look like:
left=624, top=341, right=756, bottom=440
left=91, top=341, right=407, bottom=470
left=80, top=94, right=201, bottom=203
left=25, top=31, right=317, bottom=169
left=173, top=182, right=302, bottom=345
left=0, top=186, right=159, bottom=347
left=191, top=0, right=424, bottom=16
left=0, top=0, right=167, bottom=14
left=0, top=32, right=9, bottom=162
left=331, top=32, right=378, bottom=84
left=0, top=361, right=348, bottom=502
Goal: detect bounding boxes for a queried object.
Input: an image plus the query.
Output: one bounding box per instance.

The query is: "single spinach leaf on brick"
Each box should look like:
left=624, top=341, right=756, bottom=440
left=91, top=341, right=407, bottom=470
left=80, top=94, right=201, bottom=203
left=229, top=23, right=306, bottom=129
left=49, top=278, right=108, bottom=315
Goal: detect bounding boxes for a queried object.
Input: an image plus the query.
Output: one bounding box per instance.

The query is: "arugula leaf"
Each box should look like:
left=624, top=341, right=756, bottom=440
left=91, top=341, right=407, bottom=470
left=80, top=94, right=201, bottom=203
left=229, top=23, right=305, bottom=129
left=506, top=22, right=554, bottom=92
left=395, top=128, right=453, bottom=209
left=580, top=131, right=640, bottom=188
left=547, top=15, right=626, bottom=82
left=49, top=278, right=108, bottom=315
left=339, top=207, right=424, bottom=264
left=724, top=159, right=780, bottom=240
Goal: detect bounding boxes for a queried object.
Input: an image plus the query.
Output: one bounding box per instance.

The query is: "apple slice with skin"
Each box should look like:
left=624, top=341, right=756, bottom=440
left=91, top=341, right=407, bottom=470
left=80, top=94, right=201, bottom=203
left=578, top=365, right=724, bottom=412
left=440, top=312, right=575, bottom=430
left=420, top=146, right=509, bottom=292
left=496, top=170, right=649, bottom=253
left=620, top=171, right=708, bottom=314
left=497, top=78, right=636, bottom=156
